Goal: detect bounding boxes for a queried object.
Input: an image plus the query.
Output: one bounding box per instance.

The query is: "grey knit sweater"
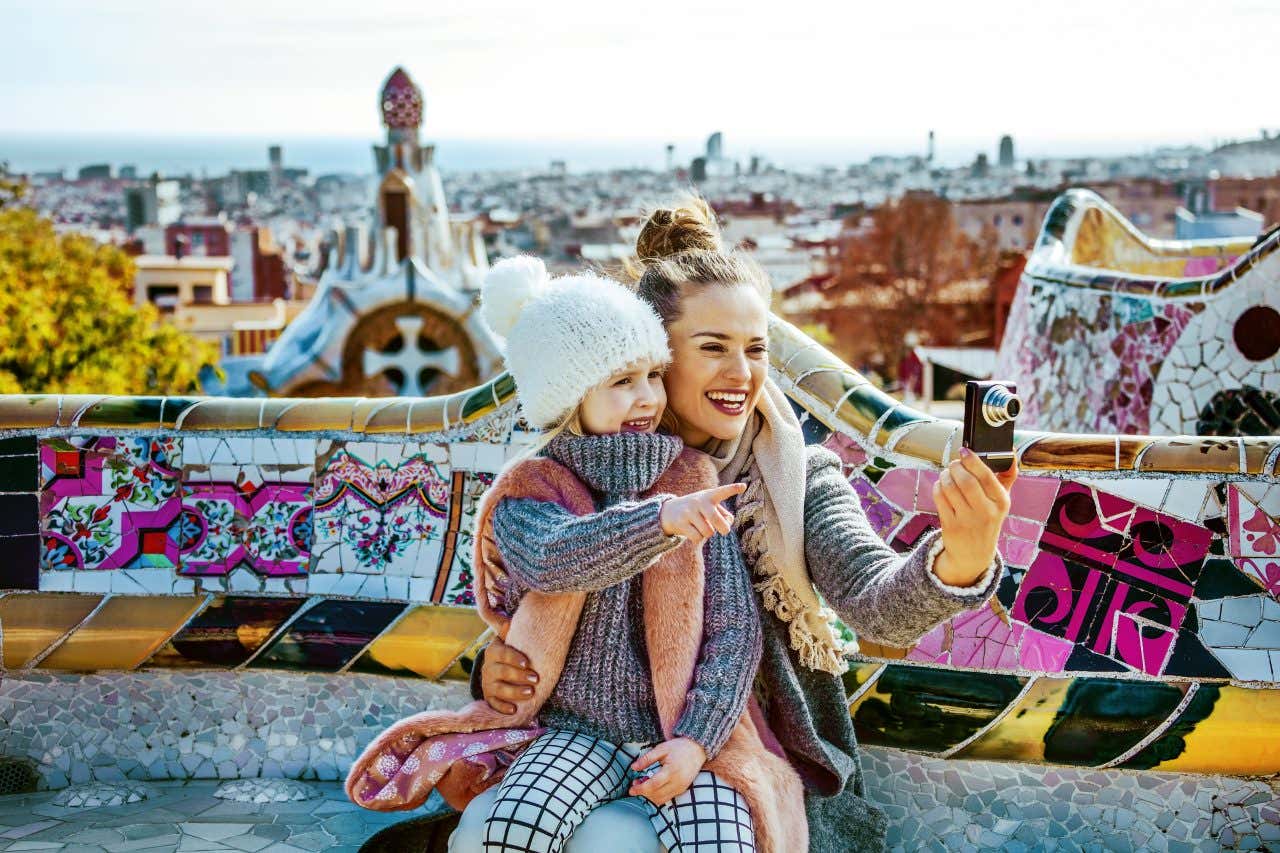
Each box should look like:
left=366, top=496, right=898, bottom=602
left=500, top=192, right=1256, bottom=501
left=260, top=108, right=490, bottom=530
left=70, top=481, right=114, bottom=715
left=491, top=431, right=762, bottom=758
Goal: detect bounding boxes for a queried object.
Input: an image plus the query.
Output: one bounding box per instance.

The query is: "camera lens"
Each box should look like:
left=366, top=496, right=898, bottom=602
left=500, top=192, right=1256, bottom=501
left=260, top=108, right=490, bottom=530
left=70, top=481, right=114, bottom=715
left=982, top=385, right=1022, bottom=427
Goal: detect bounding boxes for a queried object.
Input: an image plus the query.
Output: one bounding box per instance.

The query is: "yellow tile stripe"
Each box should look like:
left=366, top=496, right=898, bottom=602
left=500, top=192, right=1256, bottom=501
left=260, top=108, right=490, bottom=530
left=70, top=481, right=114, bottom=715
left=1155, top=685, right=1280, bottom=776
left=951, top=676, right=1076, bottom=764
left=0, top=593, right=104, bottom=669
left=38, top=596, right=205, bottom=672
left=352, top=604, right=487, bottom=680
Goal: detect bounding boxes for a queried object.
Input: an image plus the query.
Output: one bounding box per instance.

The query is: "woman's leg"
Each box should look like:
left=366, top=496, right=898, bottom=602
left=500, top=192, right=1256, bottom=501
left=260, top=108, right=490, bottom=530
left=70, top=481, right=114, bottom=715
left=646, top=770, right=756, bottom=853
left=565, top=797, right=665, bottom=853
left=482, top=729, right=631, bottom=853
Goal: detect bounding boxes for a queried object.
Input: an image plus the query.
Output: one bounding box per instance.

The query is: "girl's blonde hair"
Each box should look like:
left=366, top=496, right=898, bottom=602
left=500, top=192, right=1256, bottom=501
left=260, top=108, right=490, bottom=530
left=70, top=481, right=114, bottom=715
left=626, top=193, right=772, bottom=327
left=519, top=407, right=585, bottom=461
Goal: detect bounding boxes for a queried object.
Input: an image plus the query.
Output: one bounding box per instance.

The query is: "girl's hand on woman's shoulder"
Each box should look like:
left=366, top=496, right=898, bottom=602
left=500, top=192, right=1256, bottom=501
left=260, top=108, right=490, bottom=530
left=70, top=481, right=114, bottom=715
left=930, top=448, right=1018, bottom=587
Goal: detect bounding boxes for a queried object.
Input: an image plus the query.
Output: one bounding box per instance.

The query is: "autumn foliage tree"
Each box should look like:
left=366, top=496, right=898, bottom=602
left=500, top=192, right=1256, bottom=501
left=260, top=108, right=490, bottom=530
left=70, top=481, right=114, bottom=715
left=801, top=192, right=997, bottom=381
left=0, top=208, right=220, bottom=394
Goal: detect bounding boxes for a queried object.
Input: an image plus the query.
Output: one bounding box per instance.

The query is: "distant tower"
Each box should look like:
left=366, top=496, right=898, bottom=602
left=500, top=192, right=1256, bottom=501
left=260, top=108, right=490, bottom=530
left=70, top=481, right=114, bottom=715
left=706, top=132, right=723, bottom=160
left=372, top=66, right=452, bottom=267
left=690, top=156, right=708, bottom=183
left=665, top=143, right=675, bottom=172
left=268, top=145, right=283, bottom=190
left=998, top=135, right=1015, bottom=168
left=927, top=130, right=935, bottom=163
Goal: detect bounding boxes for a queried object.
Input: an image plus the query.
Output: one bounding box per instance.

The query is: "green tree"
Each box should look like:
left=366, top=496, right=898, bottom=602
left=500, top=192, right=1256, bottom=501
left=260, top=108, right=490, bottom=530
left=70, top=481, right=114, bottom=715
left=0, top=208, right=220, bottom=394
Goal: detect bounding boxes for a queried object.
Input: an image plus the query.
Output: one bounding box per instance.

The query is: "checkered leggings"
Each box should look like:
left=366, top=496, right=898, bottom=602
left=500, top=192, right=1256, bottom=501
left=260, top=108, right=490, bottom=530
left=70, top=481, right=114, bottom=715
left=481, top=729, right=756, bottom=853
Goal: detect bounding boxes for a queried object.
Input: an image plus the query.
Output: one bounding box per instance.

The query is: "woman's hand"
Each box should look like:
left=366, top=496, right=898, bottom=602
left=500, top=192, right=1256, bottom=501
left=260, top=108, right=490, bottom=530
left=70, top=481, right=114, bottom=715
left=659, top=483, right=746, bottom=545
left=479, top=636, right=539, bottom=715
left=628, top=737, right=707, bottom=806
left=931, top=447, right=1018, bottom=587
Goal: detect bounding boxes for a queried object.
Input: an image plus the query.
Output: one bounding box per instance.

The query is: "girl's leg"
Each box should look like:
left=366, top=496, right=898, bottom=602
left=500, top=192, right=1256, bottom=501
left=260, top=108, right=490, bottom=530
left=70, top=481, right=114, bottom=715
left=482, top=729, right=631, bottom=853
left=645, top=771, right=756, bottom=853
left=565, top=797, right=665, bottom=853
left=448, top=785, right=499, bottom=853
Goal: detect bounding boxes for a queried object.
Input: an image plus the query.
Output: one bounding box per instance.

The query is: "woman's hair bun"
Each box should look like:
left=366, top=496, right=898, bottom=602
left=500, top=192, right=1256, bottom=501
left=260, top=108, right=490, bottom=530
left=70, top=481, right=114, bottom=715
left=635, top=194, right=722, bottom=262
left=480, top=255, right=550, bottom=338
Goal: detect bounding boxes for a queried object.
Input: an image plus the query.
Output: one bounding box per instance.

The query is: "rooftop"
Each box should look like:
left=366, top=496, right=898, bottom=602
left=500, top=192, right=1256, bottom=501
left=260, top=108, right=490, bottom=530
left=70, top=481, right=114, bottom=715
left=133, top=255, right=236, bottom=271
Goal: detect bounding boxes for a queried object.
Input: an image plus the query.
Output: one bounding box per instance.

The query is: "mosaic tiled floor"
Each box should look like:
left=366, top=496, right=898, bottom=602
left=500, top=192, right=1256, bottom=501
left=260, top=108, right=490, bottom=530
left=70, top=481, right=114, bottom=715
left=860, top=746, right=1280, bottom=853
left=2, top=751, right=1276, bottom=852
left=0, top=780, right=447, bottom=852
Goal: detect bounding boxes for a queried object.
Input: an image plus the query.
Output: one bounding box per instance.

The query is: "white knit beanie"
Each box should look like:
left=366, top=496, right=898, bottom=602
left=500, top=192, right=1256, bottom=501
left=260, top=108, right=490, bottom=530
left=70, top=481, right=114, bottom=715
left=480, top=256, right=670, bottom=428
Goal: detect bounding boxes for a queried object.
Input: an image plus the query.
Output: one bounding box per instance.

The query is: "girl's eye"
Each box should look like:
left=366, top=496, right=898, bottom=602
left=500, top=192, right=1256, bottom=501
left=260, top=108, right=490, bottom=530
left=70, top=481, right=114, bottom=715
left=648, top=370, right=662, bottom=379
left=613, top=377, right=631, bottom=386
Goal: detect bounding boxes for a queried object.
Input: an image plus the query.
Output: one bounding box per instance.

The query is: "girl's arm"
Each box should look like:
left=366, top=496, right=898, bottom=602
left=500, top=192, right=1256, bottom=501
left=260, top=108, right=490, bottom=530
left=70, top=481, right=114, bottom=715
left=671, top=531, right=762, bottom=759
left=493, top=495, right=682, bottom=593
left=804, top=447, right=1002, bottom=647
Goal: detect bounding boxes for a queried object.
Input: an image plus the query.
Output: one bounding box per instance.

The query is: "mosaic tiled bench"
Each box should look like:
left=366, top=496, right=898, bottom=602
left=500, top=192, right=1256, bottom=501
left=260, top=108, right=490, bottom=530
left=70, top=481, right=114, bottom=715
left=0, top=315, right=1276, bottom=791
left=996, top=187, right=1280, bottom=437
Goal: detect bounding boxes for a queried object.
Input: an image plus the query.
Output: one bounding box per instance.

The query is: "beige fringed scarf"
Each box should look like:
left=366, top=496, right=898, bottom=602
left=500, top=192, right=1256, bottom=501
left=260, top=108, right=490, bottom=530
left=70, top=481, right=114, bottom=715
left=706, top=379, right=851, bottom=675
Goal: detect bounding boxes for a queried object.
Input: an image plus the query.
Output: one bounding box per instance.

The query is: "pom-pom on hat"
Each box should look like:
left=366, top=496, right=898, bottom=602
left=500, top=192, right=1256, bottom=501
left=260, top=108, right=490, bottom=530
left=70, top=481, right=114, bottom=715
left=480, top=256, right=670, bottom=429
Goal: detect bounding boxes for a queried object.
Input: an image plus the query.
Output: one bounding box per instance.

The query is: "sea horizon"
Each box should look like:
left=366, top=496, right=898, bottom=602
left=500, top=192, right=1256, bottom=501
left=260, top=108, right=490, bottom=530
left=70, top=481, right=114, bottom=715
left=0, top=131, right=1217, bottom=179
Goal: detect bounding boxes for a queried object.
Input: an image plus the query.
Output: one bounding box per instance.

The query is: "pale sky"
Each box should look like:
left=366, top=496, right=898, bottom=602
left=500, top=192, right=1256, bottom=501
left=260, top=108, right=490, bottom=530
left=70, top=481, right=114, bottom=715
left=1, top=0, right=1275, bottom=155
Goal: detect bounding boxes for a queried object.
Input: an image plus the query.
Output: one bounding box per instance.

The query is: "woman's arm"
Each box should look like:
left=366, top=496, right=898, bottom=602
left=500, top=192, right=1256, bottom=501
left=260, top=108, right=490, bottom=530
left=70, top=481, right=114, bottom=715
left=671, top=531, right=762, bottom=759
left=804, top=447, right=1003, bottom=647
left=493, top=495, right=682, bottom=593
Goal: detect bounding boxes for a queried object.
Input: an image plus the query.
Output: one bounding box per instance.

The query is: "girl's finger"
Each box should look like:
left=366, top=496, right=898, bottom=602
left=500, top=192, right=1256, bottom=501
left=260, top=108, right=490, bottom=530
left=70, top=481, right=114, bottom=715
left=703, top=483, right=747, bottom=505
left=715, top=506, right=734, bottom=528
left=707, top=508, right=731, bottom=535
left=631, top=746, right=663, bottom=771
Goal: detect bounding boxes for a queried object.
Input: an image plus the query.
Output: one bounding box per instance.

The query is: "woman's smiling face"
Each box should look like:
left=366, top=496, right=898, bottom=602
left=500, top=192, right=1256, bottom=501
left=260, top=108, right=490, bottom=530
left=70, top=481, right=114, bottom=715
left=663, top=283, right=770, bottom=448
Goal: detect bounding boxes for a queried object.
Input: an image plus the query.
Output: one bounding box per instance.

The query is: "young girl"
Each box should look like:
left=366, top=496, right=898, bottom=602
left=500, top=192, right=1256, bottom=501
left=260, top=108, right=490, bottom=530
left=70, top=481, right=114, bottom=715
left=347, top=258, right=806, bottom=853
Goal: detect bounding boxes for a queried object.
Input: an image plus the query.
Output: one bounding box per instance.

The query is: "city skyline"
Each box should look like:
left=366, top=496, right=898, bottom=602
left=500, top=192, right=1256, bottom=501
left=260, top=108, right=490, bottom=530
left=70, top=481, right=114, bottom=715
left=3, top=0, right=1276, bottom=160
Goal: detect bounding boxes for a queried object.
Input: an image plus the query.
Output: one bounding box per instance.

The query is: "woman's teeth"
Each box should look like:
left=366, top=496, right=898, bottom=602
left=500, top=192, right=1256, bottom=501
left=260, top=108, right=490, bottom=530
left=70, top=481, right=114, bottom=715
left=706, top=391, right=747, bottom=414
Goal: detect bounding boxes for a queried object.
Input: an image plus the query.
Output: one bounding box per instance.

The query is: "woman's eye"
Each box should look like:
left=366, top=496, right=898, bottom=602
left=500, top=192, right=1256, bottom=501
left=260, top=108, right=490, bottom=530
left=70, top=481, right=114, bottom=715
left=749, top=347, right=768, bottom=357
left=701, top=344, right=726, bottom=354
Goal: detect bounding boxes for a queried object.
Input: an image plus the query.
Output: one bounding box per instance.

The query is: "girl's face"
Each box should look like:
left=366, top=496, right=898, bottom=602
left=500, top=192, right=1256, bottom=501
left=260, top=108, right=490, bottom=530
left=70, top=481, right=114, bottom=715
left=579, top=357, right=667, bottom=436
left=663, top=283, right=770, bottom=448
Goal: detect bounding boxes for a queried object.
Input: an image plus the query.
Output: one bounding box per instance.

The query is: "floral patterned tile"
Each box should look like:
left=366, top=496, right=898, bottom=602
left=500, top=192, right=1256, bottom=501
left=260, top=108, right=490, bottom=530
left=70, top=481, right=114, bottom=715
left=311, top=440, right=451, bottom=580
left=40, top=436, right=183, bottom=572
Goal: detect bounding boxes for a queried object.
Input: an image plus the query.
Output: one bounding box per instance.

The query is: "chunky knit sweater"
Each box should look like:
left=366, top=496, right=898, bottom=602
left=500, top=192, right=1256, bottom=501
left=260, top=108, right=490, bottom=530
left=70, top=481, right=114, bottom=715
left=492, top=431, right=762, bottom=758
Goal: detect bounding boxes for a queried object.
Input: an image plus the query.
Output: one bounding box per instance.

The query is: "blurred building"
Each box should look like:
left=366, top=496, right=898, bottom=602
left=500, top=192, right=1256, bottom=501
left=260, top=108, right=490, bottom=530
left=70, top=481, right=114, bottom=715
left=1206, top=175, right=1280, bottom=227
left=124, top=179, right=181, bottom=233
left=1174, top=207, right=1264, bottom=240
left=77, top=164, right=111, bottom=180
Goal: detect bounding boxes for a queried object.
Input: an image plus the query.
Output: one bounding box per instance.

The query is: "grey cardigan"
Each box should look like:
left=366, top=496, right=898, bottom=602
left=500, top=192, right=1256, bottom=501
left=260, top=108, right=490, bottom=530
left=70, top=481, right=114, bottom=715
left=475, top=444, right=1002, bottom=852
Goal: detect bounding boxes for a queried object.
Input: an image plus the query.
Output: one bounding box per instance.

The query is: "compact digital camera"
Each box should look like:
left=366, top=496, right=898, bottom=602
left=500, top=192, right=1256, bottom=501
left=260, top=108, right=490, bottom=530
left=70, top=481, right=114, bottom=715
left=961, top=380, right=1021, bottom=473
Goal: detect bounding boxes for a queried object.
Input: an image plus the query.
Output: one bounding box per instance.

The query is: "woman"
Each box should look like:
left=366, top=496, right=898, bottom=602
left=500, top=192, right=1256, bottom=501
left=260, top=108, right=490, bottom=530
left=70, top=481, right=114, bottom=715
left=455, top=198, right=1017, bottom=852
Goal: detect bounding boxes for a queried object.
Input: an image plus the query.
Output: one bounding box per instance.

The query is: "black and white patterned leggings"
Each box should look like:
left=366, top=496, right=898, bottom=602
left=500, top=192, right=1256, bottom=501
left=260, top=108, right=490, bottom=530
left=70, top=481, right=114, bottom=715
left=482, top=729, right=756, bottom=853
